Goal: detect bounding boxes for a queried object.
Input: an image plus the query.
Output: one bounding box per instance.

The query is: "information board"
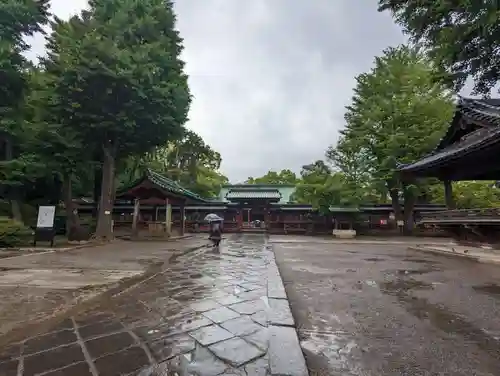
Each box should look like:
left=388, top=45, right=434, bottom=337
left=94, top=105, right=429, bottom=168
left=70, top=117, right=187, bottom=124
left=36, top=206, right=56, bottom=228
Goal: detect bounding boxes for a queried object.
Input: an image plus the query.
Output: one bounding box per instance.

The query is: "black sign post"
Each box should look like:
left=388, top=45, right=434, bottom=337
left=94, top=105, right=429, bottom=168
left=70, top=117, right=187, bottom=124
left=33, top=206, right=56, bottom=247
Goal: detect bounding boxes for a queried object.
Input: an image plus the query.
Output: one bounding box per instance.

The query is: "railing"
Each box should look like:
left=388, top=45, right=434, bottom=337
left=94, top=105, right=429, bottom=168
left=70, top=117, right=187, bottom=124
left=419, top=208, right=500, bottom=223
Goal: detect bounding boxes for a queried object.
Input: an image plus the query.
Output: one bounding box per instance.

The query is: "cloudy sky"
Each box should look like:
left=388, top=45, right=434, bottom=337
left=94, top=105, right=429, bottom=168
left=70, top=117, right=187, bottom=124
left=26, top=0, right=406, bottom=183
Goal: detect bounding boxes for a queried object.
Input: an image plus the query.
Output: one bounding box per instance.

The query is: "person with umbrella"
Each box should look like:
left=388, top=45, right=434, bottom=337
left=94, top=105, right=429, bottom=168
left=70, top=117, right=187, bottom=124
left=204, top=213, right=223, bottom=247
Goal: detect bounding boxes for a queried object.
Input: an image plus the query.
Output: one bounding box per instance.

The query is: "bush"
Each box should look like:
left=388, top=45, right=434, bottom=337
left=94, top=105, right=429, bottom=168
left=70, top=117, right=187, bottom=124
left=0, top=217, right=33, bottom=248
left=0, top=200, right=10, bottom=217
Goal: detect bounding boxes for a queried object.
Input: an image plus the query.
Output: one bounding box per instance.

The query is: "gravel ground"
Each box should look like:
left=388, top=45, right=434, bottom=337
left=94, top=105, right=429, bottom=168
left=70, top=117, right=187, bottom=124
left=273, top=239, right=500, bottom=376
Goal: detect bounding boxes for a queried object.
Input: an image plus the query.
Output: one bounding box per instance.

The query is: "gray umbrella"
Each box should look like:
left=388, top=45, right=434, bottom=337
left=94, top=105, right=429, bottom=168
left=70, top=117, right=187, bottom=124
left=204, top=213, right=223, bottom=222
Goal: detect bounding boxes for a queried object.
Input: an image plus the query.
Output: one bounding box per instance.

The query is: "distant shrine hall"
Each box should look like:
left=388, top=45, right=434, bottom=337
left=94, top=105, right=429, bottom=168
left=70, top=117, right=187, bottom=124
left=74, top=170, right=443, bottom=236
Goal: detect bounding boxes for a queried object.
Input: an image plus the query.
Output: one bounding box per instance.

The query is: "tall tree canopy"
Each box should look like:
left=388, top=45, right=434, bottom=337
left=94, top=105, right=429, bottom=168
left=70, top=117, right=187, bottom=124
left=246, top=169, right=299, bottom=185
left=0, top=0, right=50, bottom=220
left=329, top=45, right=455, bottom=230
left=117, top=129, right=228, bottom=199
left=44, top=0, right=191, bottom=238
left=378, top=1, right=500, bottom=96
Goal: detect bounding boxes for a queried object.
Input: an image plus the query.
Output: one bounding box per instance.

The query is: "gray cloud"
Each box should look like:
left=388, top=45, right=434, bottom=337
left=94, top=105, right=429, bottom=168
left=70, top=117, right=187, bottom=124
left=25, top=0, right=406, bottom=182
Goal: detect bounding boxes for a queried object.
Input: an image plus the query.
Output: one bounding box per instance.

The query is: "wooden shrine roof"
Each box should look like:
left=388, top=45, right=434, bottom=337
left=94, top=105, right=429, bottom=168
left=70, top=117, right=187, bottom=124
left=225, top=188, right=282, bottom=200
left=399, top=96, right=500, bottom=180
left=116, top=169, right=208, bottom=203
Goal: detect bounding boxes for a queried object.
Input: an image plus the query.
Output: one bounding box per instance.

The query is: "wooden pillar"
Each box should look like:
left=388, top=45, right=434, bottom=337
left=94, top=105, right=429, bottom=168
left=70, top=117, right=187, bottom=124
left=444, top=180, right=455, bottom=209
left=180, top=201, right=186, bottom=236
left=264, top=206, right=270, bottom=229
left=236, top=210, right=243, bottom=231
left=165, top=198, right=172, bottom=236
left=132, top=198, right=140, bottom=237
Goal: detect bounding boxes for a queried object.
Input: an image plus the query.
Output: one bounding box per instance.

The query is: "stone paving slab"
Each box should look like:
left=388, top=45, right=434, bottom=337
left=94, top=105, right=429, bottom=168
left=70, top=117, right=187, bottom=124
left=269, top=326, right=308, bottom=376
left=0, top=236, right=208, bottom=345
left=0, top=235, right=309, bottom=376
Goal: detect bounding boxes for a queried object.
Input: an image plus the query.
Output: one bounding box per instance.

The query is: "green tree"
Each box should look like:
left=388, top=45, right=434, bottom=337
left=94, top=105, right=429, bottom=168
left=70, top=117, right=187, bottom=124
left=0, top=0, right=50, bottom=220
left=28, top=61, right=92, bottom=238
left=330, top=46, right=455, bottom=232
left=44, top=0, right=191, bottom=239
left=378, top=1, right=500, bottom=96
left=429, top=181, right=500, bottom=209
left=117, top=129, right=227, bottom=198
left=292, top=161, right=355, bottom=211
left=246, top=169, right=299, bottom=184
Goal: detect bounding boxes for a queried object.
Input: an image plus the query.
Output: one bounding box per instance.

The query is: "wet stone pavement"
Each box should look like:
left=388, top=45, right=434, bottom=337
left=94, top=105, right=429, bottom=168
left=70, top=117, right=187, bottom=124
left=273, top=240, right=500, bottom=376
left=0, top=234, right=308, bottom=376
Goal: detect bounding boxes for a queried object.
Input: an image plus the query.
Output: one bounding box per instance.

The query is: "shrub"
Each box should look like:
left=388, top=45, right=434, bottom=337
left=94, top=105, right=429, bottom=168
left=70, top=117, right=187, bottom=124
left=0, top=217, right=33, bottom=248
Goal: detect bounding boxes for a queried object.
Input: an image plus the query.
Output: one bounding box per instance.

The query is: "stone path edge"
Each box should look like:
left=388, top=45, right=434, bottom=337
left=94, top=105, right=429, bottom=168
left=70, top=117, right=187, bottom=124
left=267, top=244, right=310, bottom=376
left=408, top=245, right=500, bottom=265
left=0, top=243, right=207, bottom=348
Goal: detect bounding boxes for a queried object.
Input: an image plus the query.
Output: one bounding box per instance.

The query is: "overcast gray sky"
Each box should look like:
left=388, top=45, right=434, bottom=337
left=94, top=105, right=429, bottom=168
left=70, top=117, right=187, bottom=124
left=26, top=0, right=406, bottom=183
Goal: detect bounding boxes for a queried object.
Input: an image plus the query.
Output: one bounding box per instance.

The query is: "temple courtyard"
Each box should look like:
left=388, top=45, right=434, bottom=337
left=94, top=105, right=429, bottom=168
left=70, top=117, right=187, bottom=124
left=0, top=235, right=499, bottom=375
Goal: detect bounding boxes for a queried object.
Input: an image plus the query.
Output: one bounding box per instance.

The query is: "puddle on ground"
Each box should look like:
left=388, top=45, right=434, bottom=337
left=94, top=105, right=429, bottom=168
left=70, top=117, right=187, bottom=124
left=381, top=279, right=433, bottom=293
left=395, top=268, right=434, bottom=276
left=404, top=297, right=500, bottom=357
left=364, top=257, right=385, bottom=262
left=382, top=279, right=500, bottom=358
left=473, top=283, right=500, bottom=297
left=402, top=258, right=436, bottom=264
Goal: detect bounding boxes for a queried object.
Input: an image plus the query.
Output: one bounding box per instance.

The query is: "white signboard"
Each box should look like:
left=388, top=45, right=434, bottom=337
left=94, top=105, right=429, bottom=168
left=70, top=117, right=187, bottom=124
left=37, top=206, right=56, bottom=228
left=397, top=220, right=404, bottom=227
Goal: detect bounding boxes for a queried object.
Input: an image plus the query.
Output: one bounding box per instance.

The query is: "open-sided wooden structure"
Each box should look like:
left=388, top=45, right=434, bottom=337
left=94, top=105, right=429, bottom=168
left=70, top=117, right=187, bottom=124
left=399, top=96, right=500, bottom=244
left=114, top=169, right=208, bottom=237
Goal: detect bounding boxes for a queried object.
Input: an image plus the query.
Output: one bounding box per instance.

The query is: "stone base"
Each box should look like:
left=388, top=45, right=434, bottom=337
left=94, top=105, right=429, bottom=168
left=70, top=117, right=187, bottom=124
left=332, top=229, right=356, bottom=239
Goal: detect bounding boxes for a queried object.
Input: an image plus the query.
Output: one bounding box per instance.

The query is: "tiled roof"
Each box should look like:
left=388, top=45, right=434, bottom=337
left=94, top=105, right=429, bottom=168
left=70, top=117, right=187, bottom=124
left=399, top=126, right=500, bottom=173
left=116, top=169, right=207, bottom=202
left=225, top=189, right=281, bottom=200
left=146, top=170, right=207, bottom=202
left=399, top=96, right=500, bottom=175
left=436, top=96, right=500, bottom=150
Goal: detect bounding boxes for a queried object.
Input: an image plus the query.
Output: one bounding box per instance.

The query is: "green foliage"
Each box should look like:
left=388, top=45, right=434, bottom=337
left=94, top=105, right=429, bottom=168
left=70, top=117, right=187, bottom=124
left=43, top=0, right=190, bottom=159
left=116, top=129, right=228, bottom=198
left=429, top=181, right=500, bottom=209
left=248, top=162, right=360, bottom=212
left=42, top=0, right=191, bottom=237
left=292, top=161, right=358, bottom=212
left=0, top=216, right=33, bottom=247
left=246, top=169, right=299, bottom=185
left=378, top=1, right=500, bottom=96
left=329, top=45, right=455, bottom=217
left=0, top=1, right=51, bottom=220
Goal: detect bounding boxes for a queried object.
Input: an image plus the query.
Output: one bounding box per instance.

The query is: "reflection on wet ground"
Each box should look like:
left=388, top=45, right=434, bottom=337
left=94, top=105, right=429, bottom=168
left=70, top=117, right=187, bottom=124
left=274, top=241, right=500, bottom=376
left=473, top=283, right=500, bottom=296
left=0, top=235, right=307, bottom=376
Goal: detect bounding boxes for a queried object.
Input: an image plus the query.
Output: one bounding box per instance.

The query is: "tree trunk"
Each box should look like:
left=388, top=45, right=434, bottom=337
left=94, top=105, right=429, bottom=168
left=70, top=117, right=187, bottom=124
left=10, top=199, right=22, bottom=222
left=93, top=165, right=102, bottom=217
left=444, top=180, right=455, bottom=209
left=4, top=136, right=23, bottom=222
left=403, top=190, right=416, bottom=235
left=388, top=184, right=403, bottom=221
left=62, top=173, right=83, bottom=240
left=95, top=144, right=116, bottom=240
